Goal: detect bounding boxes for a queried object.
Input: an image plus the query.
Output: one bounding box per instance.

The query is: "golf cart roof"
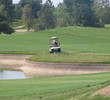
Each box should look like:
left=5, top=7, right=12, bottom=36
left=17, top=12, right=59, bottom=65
left=49, top=37, right=58, bottom=40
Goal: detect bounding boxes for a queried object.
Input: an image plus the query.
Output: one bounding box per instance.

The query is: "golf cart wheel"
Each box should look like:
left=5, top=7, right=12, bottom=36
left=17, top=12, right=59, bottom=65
left=58, top=48, right=61, bottom=52
left=50, top=49, right=54, bottom=53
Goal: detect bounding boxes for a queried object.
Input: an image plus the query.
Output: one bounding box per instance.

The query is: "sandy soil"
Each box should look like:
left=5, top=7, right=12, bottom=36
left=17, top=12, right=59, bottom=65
left=16, top=30, right=34, bottom=32
left=16, top=26, right=34, bottom=32
left=91, top=85, right=110, bottom=97
left=0, top=54, right=32, bottom=69
left=0, top=54, right=110, bottom=77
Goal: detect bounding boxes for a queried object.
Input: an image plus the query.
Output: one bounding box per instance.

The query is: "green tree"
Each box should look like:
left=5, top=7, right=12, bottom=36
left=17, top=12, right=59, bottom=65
left=55, top=3, right=70, bottom=27
left=19, top=0, right=42, bottom=18
left=22, top=4, right=33, bottom=31
left=0, top=0, right=15, bottom=34
left=104, top=7, right=110, bottom=24
left=94, top=0, right=110, bottom=24
left=63, top=0, right=75, bottom=26
left=64, top=0, right=101, bottom=27
left=14, top=4, right=22, bottom=19
left=36, top=0, right=56, bottom=30
left=0, top=0, right=15, bottom=22
left=78, top=0, right=98, bottom=27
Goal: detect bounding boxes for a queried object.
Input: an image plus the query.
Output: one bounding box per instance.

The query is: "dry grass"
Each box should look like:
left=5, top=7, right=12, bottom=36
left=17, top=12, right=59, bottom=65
left=91, top=85, right=110, bottom=97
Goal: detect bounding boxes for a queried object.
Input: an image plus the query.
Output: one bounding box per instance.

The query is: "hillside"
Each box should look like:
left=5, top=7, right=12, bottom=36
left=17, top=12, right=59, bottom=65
left=0, top=26, right=110, bottom=53
left=0, top=26, right=110, bottom=63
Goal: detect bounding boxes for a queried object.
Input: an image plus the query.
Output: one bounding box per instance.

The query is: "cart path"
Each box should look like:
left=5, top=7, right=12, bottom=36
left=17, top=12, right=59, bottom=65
left=0, top=54, right=110, bottom=77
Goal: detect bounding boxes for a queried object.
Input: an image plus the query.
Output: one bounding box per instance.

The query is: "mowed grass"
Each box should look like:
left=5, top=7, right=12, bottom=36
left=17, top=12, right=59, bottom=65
left=0, top=26, right=110, bottom=100
left=0, top=26, right=110, bottom=53
left=0, top=26, right=110, bottom=62
left=0, top=72, right=110, bottom=100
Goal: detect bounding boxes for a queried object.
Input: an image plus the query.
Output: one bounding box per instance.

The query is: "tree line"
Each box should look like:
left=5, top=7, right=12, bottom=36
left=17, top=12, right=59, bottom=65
left=0, top=0, right=110, bottom=34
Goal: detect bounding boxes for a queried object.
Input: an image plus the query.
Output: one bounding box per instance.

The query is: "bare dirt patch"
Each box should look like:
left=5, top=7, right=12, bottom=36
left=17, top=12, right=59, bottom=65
left=91, top=85, right=110, bottom=97
left=0, top=54, right=110, bottom=77
left=16, top=30, right=34, bottom=32
left=16, top=25, right=24, bottom=29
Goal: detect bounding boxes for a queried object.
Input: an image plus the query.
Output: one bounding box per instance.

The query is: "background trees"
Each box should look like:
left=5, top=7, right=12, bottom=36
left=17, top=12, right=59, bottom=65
left=0, top=0, right=15, bottom=34
left=36, top=0, right=56, bottom=30
left=13, top=0, right=110, bottom=31
left=22, top=4, right=33, bottom=31
left=55, top=3, right=70, bottom=27
left=63, top=0, right=102, bottom=27
left=17, top=0, right=42, bottom=19
left=14, top=4, right=22, bottom=19
left=1, top=0, right=110, bottom=34
left=94, top=0, right=110, bottom=25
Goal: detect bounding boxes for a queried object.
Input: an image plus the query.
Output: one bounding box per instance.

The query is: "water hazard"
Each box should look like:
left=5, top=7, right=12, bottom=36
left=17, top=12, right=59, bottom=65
left=1, top=54, right=110, bottom=80
left=0, top=70, right=29, bottom=79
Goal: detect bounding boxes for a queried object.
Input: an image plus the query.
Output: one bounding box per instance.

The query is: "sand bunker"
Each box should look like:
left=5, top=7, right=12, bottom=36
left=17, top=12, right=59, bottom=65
left=91, top=85, right=110, bottom=97
left=0, top=54, right=110, bottom=77
left=0, top=54, right=31, bottom=69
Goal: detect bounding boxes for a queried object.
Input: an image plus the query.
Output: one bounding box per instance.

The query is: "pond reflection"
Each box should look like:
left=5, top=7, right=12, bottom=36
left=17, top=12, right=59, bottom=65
left=0, top=70, right=29, bottom=79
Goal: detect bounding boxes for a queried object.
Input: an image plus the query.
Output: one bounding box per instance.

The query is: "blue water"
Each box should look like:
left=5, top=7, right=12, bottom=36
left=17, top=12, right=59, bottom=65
left=0, top=70, right=28, bottom=79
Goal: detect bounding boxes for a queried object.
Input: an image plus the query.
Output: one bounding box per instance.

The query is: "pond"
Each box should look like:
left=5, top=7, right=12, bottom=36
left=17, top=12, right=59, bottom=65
left=0, top=70, right=29, bottom=79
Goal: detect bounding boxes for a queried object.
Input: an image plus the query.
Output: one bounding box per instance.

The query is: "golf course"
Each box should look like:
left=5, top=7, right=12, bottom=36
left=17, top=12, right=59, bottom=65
left=0, top=26, right=110, bottom=100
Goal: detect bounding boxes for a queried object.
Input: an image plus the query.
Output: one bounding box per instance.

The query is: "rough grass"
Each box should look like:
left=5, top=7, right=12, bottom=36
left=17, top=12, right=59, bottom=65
left=28, top=52, right=110, bottom=63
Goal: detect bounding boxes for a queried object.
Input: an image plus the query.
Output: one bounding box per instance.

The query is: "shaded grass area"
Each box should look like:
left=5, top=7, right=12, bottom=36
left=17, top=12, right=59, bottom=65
left=0, top=72, right=110, bottom=100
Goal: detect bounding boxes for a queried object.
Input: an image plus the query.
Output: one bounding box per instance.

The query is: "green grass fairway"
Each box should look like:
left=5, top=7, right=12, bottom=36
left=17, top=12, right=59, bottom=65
left=0, top=26, right=110, bottom=53
left=0, top=26, right=110, bottom=63
left=0, top=26, right=110, bottom=100
left=0, top=72, right=110, bottom=100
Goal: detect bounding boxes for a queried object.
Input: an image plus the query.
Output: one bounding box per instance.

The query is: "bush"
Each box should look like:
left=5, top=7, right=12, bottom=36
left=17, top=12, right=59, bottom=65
left=0, top=22, right=15, bottom=34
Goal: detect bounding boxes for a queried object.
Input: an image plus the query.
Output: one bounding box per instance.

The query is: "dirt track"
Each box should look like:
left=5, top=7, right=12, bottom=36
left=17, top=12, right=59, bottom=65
left=0, top=54, right=110, bottom=77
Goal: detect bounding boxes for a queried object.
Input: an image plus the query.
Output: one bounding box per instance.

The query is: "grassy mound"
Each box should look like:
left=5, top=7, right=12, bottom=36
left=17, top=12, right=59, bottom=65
left=0, top=26, right=110, bottom=63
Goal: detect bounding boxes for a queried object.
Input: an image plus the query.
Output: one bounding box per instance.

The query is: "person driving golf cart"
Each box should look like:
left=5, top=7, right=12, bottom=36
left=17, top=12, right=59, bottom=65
left=49, top=37, right=61, bottom=53
left=53, top=39, right=58, bottom=47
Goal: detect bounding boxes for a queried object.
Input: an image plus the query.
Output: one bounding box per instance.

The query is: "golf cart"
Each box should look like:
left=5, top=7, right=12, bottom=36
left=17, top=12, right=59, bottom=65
left=49, top=37, right=61, bottom=53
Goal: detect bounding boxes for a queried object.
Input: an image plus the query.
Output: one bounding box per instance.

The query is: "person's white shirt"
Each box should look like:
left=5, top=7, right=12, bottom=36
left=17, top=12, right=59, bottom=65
left=53, top=39, right=58, bottom=47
